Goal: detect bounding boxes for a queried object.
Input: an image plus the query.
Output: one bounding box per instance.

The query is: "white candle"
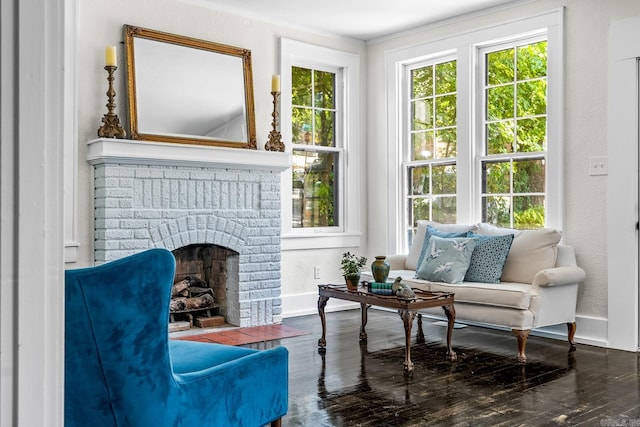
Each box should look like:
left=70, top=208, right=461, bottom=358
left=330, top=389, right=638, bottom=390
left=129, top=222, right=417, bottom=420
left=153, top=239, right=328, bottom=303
left=105, top=45, right=117, bottom=67
left=271, top=74, right=280, bottom=93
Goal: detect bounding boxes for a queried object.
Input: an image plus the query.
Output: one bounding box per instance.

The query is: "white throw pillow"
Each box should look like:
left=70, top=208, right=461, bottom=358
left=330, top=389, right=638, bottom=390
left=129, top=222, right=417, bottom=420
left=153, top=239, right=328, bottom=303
left=476, top=223, right=561, bottom=284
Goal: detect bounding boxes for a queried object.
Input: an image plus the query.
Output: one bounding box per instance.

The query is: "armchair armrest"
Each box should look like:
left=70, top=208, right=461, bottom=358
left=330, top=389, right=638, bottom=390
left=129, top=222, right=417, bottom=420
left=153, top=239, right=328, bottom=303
left=532, top=266, right=586, bottom=287
left=385, top=254, right=408, bottom=270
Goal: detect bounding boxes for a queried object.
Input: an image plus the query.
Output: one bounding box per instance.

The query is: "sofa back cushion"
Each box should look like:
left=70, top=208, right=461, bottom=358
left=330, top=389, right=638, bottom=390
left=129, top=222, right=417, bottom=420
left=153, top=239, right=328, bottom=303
left=406, top=221, right=476, bottom=270
left=477, top=223, right=561, bottom=284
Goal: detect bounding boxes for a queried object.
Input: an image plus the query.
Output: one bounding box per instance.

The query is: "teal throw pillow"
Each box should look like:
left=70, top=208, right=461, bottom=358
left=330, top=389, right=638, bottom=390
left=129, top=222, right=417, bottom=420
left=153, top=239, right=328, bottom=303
left=416, top=225, right=469, bottom=270
left=464, top=232, right=515, bottom=283
left=416, top=236, right=477, bottom=284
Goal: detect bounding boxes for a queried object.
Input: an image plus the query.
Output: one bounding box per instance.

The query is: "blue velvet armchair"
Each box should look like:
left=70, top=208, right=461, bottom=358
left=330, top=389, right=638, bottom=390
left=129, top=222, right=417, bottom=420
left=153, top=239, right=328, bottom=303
left=65, top=248, right=288, bottom=426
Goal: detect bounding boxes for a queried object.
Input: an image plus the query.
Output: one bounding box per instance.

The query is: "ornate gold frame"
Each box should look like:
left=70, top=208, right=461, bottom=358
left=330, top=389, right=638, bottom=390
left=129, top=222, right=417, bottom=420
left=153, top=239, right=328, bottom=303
left=124, top=25, right=257, bottom=149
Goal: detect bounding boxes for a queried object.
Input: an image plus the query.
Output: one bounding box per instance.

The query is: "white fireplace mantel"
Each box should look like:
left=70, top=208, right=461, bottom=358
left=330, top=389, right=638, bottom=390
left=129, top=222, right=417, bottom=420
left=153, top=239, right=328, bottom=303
left=87, top=138, right=292, bottom=172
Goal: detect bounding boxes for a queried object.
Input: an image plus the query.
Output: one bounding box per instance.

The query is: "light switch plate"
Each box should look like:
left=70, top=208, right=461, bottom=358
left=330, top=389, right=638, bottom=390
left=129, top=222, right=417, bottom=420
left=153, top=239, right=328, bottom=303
left=589, top=156, right=608, bottom=176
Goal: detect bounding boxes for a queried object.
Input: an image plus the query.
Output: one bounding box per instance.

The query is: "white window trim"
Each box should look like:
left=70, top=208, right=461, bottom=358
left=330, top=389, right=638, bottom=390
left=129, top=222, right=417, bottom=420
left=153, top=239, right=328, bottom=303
left=386, top=8, right=564, bottom=255
left=280, top=38, right=362, bottom=250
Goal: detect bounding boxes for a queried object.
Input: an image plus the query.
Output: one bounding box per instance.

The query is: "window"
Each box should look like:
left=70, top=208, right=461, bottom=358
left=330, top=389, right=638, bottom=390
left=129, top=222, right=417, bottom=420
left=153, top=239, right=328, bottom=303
left=480, top=38, right=548, bottom=228
left=405, top=57, right=458, bottom=239
left=388, top=10, right=563, bottom=253
left=291, top=66, right=339, bottom=228
left=280, top=39, right=362, bottom=250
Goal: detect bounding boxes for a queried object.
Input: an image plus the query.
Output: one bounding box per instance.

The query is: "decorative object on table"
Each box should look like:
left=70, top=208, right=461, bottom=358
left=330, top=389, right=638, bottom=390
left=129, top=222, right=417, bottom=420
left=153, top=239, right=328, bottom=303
left=340, top=251, right=367, bottom=291
left=265, top=74, right=285, bottom=152
left=392, top=276, right=416, bottom=300
left=370, top=281, right=394, bottom=295
left=371, top=255, right=391, bottom=283
left=97, top=45, right=126, bottom=139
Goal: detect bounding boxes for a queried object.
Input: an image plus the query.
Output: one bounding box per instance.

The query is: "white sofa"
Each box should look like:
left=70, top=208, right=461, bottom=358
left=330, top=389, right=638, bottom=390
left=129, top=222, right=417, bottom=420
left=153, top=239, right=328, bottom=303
left=363, top=221, right=587, bottom=363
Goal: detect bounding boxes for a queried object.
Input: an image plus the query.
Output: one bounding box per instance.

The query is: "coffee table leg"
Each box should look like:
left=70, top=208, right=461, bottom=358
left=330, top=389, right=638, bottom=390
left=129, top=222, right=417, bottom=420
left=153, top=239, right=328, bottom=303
left=416, top=313, right=425, bottom=343
left=318, top=295, right=330, bottom=349
left=398, top=309, right=417, bottom=373
left=442, top=304, right=457, bottom=361
left=359, top=303, right=369, bottom=342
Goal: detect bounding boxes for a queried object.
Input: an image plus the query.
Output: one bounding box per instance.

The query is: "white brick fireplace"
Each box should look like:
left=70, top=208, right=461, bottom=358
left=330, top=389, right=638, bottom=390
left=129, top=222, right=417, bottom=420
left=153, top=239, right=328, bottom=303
left=87, top=138, right=291, bottom=327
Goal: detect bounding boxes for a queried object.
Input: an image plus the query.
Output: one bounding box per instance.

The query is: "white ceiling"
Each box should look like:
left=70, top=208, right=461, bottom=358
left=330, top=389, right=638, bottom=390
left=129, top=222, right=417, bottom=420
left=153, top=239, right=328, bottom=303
left=187, top=0, right=528, bottom=41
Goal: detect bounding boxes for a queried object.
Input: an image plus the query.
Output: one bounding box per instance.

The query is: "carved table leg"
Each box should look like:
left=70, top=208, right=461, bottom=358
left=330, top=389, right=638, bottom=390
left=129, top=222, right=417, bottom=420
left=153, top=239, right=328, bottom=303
left=317, top=295, right=330, bottom=349
left=512, top=329, right=530, bottom=363
left=567, top=321, right=577, bottom=351
left=398, top=309, right=417, bottom=374
left=360, top=303, right=370, bottom=342
left=442, top=304, right=457, bottom=361
left=416, top=313, right=425, bottom=344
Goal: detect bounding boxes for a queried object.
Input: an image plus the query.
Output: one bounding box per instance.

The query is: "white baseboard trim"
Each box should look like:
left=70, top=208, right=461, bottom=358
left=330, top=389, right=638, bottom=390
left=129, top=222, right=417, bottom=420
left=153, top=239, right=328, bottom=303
left=282, top=291, right=358, bottom=318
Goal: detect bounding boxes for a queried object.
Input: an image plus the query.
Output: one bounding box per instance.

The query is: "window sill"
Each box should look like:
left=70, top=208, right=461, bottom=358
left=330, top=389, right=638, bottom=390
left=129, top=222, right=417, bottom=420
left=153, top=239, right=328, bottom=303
left=281, top=232, right=362, bottom=251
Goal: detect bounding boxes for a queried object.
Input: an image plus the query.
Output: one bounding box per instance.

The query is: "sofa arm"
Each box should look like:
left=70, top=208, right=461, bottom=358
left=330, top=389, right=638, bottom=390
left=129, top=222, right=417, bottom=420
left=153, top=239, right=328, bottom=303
left=385, top=254, right=408, bottom=270
left=532, top=266, right=586, bottom=287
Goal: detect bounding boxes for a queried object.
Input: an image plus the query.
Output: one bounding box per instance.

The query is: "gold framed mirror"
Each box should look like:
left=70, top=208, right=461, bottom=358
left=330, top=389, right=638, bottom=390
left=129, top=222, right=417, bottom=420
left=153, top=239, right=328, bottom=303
left=124, top=25, right=257, bottom=149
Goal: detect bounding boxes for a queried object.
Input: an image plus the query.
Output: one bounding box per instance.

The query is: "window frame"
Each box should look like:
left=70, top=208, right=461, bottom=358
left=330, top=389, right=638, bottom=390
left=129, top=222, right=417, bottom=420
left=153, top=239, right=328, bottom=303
left=280, top=38, right=362, bottom=250
left=386, top=9, right=564, bottom=255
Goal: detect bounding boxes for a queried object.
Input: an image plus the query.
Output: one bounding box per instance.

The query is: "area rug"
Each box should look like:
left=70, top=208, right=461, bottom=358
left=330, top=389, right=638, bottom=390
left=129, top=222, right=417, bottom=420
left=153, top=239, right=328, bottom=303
left=172, top=324, right=310, bottom=346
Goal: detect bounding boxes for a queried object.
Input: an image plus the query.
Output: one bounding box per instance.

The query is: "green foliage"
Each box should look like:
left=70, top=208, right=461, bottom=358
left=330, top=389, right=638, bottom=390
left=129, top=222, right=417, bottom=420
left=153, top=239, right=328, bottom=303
left=340, top=252, right=367, bottom=276
left=514, top=205, right=545, bottom=229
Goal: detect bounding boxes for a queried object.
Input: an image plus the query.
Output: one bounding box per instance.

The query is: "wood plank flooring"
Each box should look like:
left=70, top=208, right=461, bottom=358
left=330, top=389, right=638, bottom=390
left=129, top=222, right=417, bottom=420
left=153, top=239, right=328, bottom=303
left=247, top=309, right=639, bottom=426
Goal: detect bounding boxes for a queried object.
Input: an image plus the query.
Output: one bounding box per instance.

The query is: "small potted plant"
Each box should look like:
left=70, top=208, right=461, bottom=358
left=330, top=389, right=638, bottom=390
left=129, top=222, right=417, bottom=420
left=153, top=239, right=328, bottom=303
left=340, top=252, right=367, bottom=291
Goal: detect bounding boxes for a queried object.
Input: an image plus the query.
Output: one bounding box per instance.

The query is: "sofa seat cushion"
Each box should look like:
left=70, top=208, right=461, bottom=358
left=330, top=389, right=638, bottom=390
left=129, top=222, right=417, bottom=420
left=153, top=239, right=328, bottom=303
left=424, top=281, right=534, bottom=310
left=389, top=272, right=535, bottom=310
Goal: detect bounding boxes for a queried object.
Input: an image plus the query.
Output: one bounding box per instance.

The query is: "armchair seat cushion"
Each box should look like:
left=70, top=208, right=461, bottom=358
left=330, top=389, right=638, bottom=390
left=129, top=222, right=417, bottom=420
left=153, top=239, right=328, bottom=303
left=169, top=340, right=258, bottom=374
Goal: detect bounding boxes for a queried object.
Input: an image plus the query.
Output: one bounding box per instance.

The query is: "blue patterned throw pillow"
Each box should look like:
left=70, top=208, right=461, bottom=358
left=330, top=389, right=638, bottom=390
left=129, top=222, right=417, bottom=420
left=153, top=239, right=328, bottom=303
left=464, top=232, right=514, bottom=283
left=416, top=236, right=477, bottom=284
left=415, top=225, right=469, bottom=271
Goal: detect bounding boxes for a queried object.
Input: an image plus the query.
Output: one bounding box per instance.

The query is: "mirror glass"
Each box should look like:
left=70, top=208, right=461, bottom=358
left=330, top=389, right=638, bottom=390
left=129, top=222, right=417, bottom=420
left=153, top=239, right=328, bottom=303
left=124, top=25, right=257, bottom=149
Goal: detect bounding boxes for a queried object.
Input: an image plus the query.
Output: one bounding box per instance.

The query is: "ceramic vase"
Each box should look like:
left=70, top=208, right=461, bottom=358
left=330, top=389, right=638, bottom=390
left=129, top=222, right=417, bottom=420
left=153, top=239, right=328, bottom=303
left=344, top=274, right=360, bottom=291
left=371, top=256, right=390, bottom=283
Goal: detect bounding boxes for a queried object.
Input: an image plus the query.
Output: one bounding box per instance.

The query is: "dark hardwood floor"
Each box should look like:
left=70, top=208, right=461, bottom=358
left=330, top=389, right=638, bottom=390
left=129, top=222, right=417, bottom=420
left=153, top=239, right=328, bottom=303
left=247, top=309, right=639, bottom=426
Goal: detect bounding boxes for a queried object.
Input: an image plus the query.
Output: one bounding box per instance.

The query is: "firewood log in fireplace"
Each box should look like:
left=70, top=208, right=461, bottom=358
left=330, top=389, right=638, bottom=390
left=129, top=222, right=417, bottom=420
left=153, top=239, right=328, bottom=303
left=170, top=293, right=215, bottom=312
left=172, top=280, right=190, bottom=297
left=172, top=275, right=209, bottom=297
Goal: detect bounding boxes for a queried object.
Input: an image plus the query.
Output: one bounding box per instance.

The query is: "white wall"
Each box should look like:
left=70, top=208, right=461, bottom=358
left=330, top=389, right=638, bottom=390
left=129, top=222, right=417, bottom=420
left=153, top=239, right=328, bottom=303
left=366, top=0, right=640, bottom=346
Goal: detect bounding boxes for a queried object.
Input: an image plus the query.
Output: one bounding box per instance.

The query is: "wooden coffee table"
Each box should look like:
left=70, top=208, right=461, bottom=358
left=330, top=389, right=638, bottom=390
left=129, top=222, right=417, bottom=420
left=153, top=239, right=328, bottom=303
left=317, top=284, right=457, bottom=373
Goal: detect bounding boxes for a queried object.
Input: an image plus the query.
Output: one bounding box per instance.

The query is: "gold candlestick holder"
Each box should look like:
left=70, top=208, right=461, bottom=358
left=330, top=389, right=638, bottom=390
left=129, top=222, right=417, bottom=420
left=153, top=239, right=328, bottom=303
left=265, top=91, right=285, bottom=152
left=97, top=65, right=126, bottom=139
